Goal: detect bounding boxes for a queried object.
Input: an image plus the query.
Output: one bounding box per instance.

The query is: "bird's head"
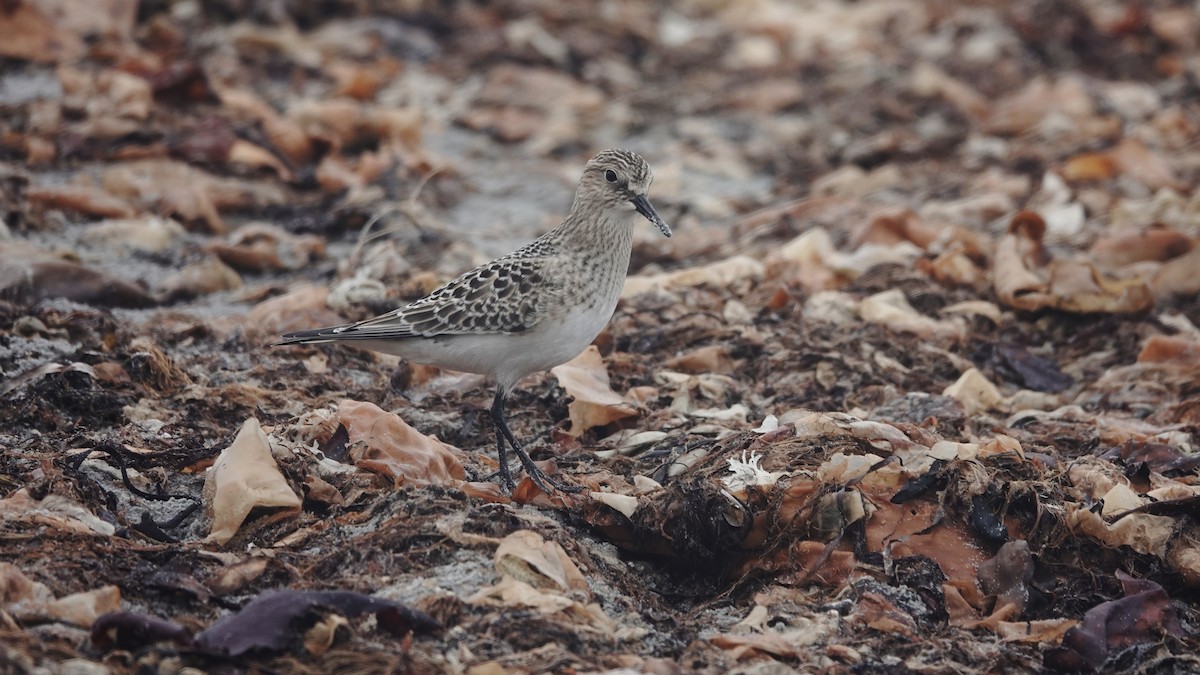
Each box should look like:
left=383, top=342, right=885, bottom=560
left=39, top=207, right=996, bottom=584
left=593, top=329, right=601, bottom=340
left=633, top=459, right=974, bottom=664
left=577, top=149, right=672, bottom=237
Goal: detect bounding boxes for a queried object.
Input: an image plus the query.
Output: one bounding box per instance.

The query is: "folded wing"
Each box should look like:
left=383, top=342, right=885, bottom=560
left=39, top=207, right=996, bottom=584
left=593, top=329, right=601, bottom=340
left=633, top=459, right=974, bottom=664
left=278, top=256, right=557, bottom=344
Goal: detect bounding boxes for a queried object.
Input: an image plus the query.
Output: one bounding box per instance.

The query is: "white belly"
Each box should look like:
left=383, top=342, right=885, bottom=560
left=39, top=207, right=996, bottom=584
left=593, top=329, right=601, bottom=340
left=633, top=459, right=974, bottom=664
left=355, top=305, right=612, bottom=391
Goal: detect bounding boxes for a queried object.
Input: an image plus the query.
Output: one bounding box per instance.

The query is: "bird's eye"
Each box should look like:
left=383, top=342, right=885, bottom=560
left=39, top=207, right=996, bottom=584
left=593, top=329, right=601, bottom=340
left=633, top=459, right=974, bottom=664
left=604, top=169, right=618, bottom=183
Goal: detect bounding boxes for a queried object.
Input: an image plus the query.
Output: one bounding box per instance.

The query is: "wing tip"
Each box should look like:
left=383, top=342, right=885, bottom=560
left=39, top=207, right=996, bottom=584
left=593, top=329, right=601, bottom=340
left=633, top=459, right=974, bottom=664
left=275, top=325, right=351, bottom=346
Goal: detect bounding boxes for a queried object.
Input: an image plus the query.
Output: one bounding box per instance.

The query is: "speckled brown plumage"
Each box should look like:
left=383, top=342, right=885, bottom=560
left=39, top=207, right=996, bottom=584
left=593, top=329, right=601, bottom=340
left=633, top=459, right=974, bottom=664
left=278, top=149, right=671, bottom=493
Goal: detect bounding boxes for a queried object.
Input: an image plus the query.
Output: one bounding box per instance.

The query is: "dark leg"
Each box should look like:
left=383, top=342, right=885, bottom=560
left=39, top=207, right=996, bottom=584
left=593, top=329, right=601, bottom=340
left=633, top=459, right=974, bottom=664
left=490, top=390, right=583, bottom=494
left=493, top=407, right=515, bottom=491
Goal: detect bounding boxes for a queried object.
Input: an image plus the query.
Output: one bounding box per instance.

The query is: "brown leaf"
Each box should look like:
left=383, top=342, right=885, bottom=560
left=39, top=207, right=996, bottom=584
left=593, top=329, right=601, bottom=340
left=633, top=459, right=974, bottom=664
left=1109, top=137, right=1182, bottom=191
left=338, top=399, right=466, bottom=486
left=211, top=223, right=325, bottom=272
left=207, top=558, right=270, bottom=597
left=663, top=345, right=735, bottom=375
left=994, top=211, right=1154, bottom=314
left=1151, top=244, right=1200, bottom=297
left=1061, top=152, right=1118, bottom=182
left=0, top=242, right=156, bottom=308
left=0, top=0, right=136, bottom=63
left=101, top=159, right=288, bottom=234
left=26, top=184, right=137, bottom=219
left=494, top=530, right=589, bottom=595
left=0, top=562, right=121, bottom=627
left=550, top=346, right=637, bottom=437
left=1090, top=226, right=1192, bottom=268
left=984, top=77, right=1096, bottom=136
left=159, top=256, right=243, bottom=302
left=204, top=417, right=302, bottom=546
left=1047, top=572, right=1183, bottom=670
left=851, top=591, right=917, bottom=635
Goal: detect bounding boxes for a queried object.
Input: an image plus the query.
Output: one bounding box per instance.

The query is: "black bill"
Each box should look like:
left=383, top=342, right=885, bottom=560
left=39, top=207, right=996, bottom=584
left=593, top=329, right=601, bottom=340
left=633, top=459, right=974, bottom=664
left=631, top=194, right=672, bottom=237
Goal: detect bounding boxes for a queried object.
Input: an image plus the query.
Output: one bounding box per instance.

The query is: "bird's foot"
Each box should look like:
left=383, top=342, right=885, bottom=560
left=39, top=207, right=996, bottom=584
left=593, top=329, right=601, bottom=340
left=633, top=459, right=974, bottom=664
left=511, top=448, right=584, bottom=494
left=480, top=468, right=518, bottom=492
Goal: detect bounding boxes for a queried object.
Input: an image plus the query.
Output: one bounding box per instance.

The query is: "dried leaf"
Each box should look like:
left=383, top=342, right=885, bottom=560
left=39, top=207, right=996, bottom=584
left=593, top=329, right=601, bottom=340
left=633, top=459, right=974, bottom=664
left=624, top=256, right=765, bottom=298
left=26, top=184, right=136, bottom=218
left=209, top=223, right=325, bottom=272
left=551, top=346, right=637, bottom=437
left=0, top=563, right=120, bottom=627
left=994, top=211, right=1154, bottom=314
left=338, top=399, right=466, bottom=486
left=101, top=159, right=288, bottom=234
left=0, top=488, right=116, bottom=536
left=494, top=530, right=589, bottom=595
left=1047, top=573, right=1183, bottom=670
left=196, top=589, right=439, bottom=657
left=204, top=417, right=302, bottom=545
left=859, top=289, right=966, bottom=340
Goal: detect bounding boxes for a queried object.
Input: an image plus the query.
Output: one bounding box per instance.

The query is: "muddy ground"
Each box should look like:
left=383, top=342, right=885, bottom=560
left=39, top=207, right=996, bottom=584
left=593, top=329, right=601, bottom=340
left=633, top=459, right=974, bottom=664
left=2, top=0, right=1200, bottom=673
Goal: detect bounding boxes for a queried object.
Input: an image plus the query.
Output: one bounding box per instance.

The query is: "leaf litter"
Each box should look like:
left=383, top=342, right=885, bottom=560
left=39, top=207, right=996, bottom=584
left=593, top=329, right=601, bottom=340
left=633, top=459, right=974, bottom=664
left=2, top=0, right=1200, bottom=672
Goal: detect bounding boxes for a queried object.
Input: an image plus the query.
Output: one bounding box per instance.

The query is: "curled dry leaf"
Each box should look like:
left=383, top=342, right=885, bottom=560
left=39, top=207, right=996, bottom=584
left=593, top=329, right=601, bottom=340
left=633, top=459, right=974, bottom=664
left=471, top=532, right=614, bottom=634
left=983, top=76, right=1096, bottom=137
left=1108, top=138, right=1183, bottom=192
left=663, top=344, right=735, bottom=375
left=1047, top=573, right=1183, bottom=670
left=101, top=159, right=288, bottom=234
left=592, top=491, right=639, bottom=518
left=494, top=530, right=589, bottom=595
left=459, top=64, right=604, bottom=145
left=159, top=256, right=243, bottom=301
left=851, top=591, right=918, bottom=636
left=770, top=227, right=923, bottom=292
left=209, top=222, right=326, bottom=272
left=337, top=399, right=466, bottom=486
left=0, top=488, right=116, bottom=536
left=550, top=346, right=637, bottom=438
left=856, top=209, right=943, bottom=250
left=943, top=368, right=1008, bottom=415
left=1138, top=335, right=1200, bottom=364
left=909, top=61, right=989, bottom=120
left=0, top=563, right=121, bottom=628
left=1070, top=508, right=1173, bottom=558
left=994, top=211, right=1154, bottom=314
left=469, top=577, right=614, bottom=635
left=623, top=255, right=765, bottom=298
left=859, top=289, right=966, bottom=341
left=0, top=242, right=156, bottom=308
left=80, top=216, right=186, bottom=254
left=217, top=86, right=315, bottom=163
left=708, top=622, right=836, bottom=662
left=1090, top=227, right=1191, bottom=270
left=228, top=139, right=294, bottom=179
left=25, top=184, right=137, bottom=219
left=289, top=99, right=422, bottom=152
left=207, top=557, right=271, bottom=597
left=60, top=67, right=153, bottom=130
left=0, top=0, right=133, bottom=63
left=1151, top=244, right=1200, bottom=298
left=995, top=618, right=1077, bottom=644
left=204, top=417, right=302, bottom=546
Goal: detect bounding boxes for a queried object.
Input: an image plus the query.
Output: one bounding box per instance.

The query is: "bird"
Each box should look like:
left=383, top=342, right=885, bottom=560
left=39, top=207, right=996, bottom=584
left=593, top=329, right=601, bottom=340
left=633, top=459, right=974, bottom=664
left=278, top=149, right=671, bottom=493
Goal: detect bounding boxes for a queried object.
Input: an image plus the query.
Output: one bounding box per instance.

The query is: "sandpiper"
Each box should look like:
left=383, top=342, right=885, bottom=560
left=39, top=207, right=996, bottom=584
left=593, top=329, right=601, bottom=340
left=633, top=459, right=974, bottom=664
left=278, top=149, right=671, bottom=492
